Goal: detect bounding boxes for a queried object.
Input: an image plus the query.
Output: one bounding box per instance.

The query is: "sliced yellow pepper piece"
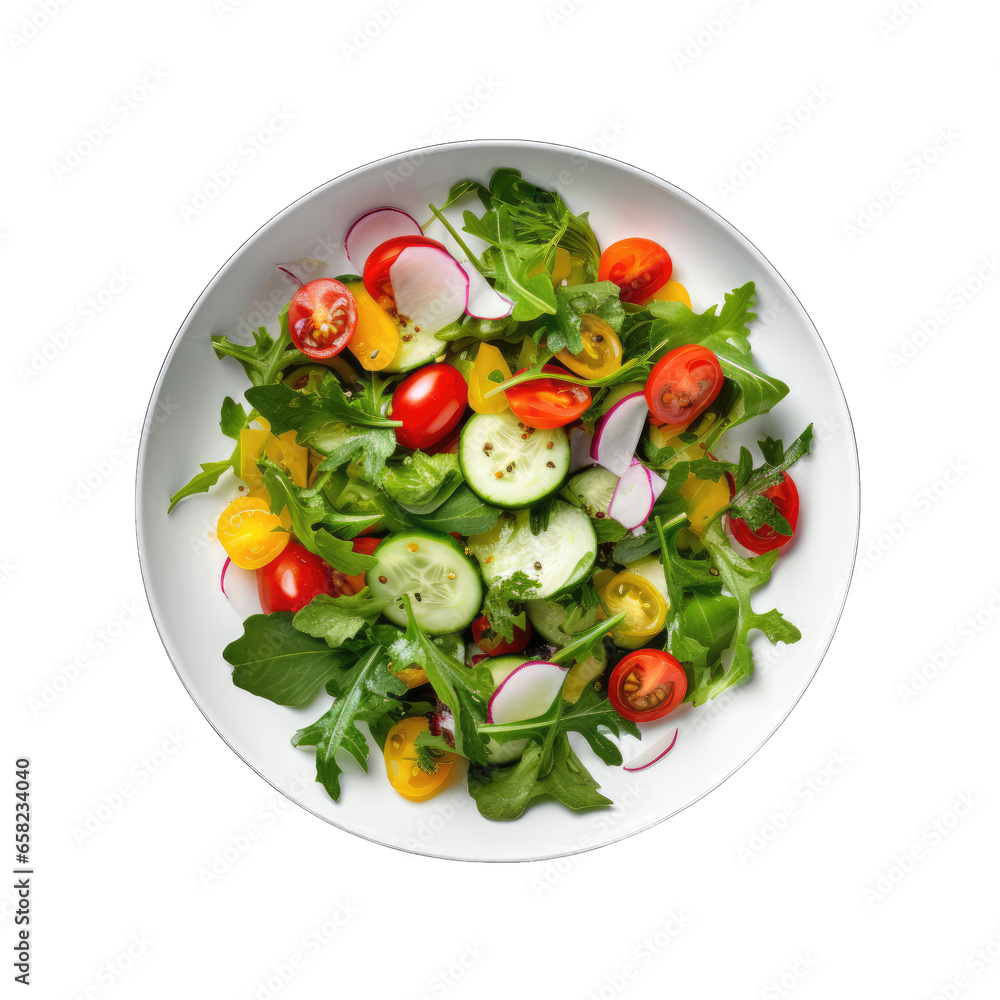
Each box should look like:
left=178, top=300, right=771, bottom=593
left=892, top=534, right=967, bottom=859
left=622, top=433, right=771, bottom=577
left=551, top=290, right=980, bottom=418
left=239, top=427, right=308, bottom=488
left=344, top=281, right=400, bottom=371
left=468, top=343, right=512, bottom=414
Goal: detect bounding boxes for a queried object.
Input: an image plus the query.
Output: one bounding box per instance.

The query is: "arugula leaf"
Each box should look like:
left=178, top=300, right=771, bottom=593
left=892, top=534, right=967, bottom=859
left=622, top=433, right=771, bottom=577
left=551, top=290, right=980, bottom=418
left=382, top=452, right=464, bottom=513
left=459, top=169, right=601, bottom=322
left=247, top=375, right=400, bottom=485
left=712, top=281, right=758, bottom=341
left=246, top=376, right=400, bottom=434
left=220, top=396, right=250, bottom=439
left=549, top=611, right=625, bottom=668
left=167, top=397, right=252, bottom=512
left=262, top=466, right=377, bottom=575
left=292, top=645, right=406, bottom=800
left=292, top=590, right=391, bottom=648
left=211, top=302, right=302, bottom=387
left=388, top=595, right=492, bottom=763
left=681, top=523, right=801, bottom=705
left=723, top=424, right=814, bottom=534
left=556, top=684, right=639, bottom=766
left=469, top=733, right=611, bottom=821
left=544, top=281, right=626, bottom=355
left=481, top=571, right=541, bottom=642
left=529, top=496, right=556, bottom=536
left=167, top=460, right=232, bottom=513
left=680, top=594, right=739, bottom=663
left=223, top=612, right=352, bottom=707
left=372, top=484, right=501, bottom=536
left=485, top=168, right=601, bottom=277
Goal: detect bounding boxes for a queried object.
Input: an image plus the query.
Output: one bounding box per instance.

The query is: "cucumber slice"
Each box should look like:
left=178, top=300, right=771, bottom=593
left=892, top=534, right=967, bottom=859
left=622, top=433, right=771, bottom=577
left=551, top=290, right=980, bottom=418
left=564, top=466, right=620, bottom=520
left=526, top=596, right=601, bottom=647
left=467, top=501, right=597, bottom=599
left=485, top=655, right=529, bottom=690
left=459, top=411, right=570, bottom=509
left=381, top=323, right=446, bottom=373
left=365, top=529, right=482, bottom=634
left=484, top=655, right=529, bottom=765
left=599, top=381, right=646, bottom=416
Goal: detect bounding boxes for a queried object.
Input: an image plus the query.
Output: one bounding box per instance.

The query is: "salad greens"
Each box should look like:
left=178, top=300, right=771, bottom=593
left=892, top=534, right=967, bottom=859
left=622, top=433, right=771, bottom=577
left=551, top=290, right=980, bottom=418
left=168, top=167, right=814, bottom=823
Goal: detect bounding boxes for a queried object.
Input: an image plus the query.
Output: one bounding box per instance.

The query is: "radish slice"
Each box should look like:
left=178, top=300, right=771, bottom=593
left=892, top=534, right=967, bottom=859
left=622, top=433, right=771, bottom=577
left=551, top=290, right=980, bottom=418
left=465, top=271, right=514, bottom=320
left=277, top=265, right=304, bottom=286
left=345, top=207, right=422, bottom=270
left=648, top=467, right=667, bottom=502
left=219, top=558, right=262, bottom=619
left=608, top=459, right=656, bottom=530
left=389, top=246, right=469, bottom=335
left=623, top=728, right=678, bottom=772
left=591, top=393, right=648, bottom=476
left=487, top=661, right=567, bottom=725
left=568, top=425, right=596, bottom=473
left=423, top=216, right=513, bottom=320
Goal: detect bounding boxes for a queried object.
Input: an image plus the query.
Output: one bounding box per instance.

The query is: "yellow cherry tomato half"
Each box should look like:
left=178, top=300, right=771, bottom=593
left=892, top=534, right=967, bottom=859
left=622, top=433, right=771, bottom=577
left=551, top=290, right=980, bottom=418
left=344, top=281, right=400, bottom=371
left=600, top=571, right=669, bottom=650
left=645, top=279, right=691, bottom=308
left=468, top=342, right=512, bottom=415
left=383, top=718, right=456, bottom=802
left=555, top=314, right=624, bottom=380
left=679, top=472, right=730, bottom=536
left=217, top=497, right=291, bottom=570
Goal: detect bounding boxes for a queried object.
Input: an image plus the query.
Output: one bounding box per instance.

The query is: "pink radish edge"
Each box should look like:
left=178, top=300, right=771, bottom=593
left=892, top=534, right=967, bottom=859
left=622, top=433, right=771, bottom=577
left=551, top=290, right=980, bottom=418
left=220, top=557, right=232, bottom=599
left=590, top=393, right=649, bottom=476
left=463, top=263, right=514, bottom=320
left=345, top=206, right=423, bottom=269
left=277, top=265, right=303, bottom=286
left=623, top=729, right=679, bottom=772
left=389, top=245, right=470, bottom=335
left=487, top=661, right=567, bottom=725
left=608, top=459, right=656, bottom=530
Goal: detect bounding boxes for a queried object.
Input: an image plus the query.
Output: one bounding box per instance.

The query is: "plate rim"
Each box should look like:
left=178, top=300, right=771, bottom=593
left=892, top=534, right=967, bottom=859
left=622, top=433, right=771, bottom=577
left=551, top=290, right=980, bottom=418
left=135, top=137, right=861, bottom=863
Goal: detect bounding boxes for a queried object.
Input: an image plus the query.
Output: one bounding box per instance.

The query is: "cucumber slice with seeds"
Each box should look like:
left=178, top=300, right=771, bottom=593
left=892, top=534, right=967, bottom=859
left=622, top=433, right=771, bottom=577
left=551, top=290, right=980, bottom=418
left=365, top=529, right=482, bottom=634
left=459, top=411, right=570, bottom=509
left=467, top=501, right=596, bottom=599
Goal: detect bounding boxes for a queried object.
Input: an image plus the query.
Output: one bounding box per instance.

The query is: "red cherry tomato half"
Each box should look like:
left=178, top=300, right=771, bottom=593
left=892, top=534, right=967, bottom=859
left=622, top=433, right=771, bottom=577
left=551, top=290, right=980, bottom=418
left=598, top=238, right=673, bottom=304
left=390, top=363, right=469, bottom=451
left=287, top=279, right=358, bottom=359
left=256, top=538, right=380, bottom=614
left=362, top=235, right=449, bottom=306
left=471, top=614, right=533, bottom=656
left=645, top=344, right=723, bottom=426
left=608, top=649, right=688, bottom=724
left=424, top=423, right=462, bottom=456
left=505, top=365, right=592, bottom=430
left=727, top=471, right=800, bottom=554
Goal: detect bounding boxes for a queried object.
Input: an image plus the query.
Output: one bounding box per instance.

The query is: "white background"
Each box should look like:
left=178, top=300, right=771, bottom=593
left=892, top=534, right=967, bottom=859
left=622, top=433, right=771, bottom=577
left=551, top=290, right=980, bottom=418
left=4, top=0, right=999, bottom=997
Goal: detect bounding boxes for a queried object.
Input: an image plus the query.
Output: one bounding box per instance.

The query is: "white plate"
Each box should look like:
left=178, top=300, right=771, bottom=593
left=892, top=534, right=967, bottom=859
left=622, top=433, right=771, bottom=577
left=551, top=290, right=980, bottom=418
left=136, top=140, right=859, bottom=862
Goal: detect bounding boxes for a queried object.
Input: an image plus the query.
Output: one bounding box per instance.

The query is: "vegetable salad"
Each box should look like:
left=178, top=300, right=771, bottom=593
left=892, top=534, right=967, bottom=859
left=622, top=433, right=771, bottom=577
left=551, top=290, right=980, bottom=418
left=169, top=168, right=812, bottom=821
